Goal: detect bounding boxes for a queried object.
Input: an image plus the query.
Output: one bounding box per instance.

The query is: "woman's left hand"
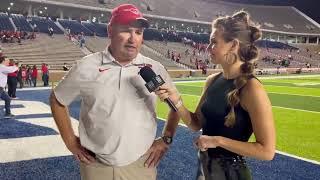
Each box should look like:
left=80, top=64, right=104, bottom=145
left=194, top=135, right=221, bottom=151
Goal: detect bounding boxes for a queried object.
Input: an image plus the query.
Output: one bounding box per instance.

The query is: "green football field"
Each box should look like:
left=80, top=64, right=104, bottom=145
left=156, top=75, right=320, bottom=162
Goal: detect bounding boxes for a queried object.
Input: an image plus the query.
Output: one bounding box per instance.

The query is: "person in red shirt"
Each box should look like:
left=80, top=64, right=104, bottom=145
left=31, top=65, right=38, bottom=87
left=21, top=65, right=27, bottom=85
left=7, top=59, right=18, bottom=98
left=41, top=63, right=49, bottom=86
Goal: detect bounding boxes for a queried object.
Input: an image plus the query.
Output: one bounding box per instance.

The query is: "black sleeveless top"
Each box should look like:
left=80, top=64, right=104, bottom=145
left=201, top=73, right=254, bottom=158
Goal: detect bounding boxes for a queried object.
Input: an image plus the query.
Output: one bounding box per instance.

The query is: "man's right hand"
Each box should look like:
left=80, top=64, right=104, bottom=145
left=66, top=136, right=96, bottom=164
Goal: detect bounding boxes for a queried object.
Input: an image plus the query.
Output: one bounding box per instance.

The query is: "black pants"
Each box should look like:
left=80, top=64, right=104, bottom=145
left=7, top=76, right=17, bottom=98
left=42, top=74, right=49, bottom=86
left=197, top=151, right=252, bottom=180
left=32, top=77, right=37, bottom=87
left=17, top=77, right=23, bottom=88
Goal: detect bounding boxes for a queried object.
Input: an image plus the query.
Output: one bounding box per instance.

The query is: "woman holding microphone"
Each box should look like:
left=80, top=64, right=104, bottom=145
left=156, top=11, right=275, bottom=180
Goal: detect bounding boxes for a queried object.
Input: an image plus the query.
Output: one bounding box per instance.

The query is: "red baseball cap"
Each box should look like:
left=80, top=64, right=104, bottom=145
left=110, top=4, right=149, bottom=28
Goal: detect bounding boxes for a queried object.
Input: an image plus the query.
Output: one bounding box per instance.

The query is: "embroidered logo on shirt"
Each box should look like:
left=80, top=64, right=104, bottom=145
left=135, top=63, right=152, bottom=69
left=99, top=68, right=111, bottom=72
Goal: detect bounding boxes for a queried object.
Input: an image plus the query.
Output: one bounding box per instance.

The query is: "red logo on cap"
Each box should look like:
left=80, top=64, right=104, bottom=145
left=123, top=8, right=140, bottom=15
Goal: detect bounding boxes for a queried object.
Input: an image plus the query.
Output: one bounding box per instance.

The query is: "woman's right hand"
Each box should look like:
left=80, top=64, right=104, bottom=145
left=155, top=84, right=180, bottom=105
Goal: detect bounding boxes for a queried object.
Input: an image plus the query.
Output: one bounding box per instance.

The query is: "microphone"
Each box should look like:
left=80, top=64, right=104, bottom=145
left=139, top=66, right=178, bottom=112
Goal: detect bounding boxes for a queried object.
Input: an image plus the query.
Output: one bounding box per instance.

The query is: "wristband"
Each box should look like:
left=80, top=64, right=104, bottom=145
left=175, top=99, right=183, bottom=109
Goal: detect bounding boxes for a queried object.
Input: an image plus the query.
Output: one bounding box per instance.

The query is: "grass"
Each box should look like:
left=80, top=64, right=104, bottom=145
left=156, top=75, right=320, bottom=162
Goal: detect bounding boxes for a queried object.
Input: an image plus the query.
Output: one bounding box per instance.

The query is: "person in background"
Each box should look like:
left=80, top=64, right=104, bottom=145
left=63, top=63, right=69, bottom=71
left=7, top=59, right=18, bottom=98
left=41, top=63, right=49, bottom=86
left=26, top=66, right=32, bottom=87
left=21, top=65, right=27, bottom=87
left=31, top=65, right=38, bottom=87
left=17, top=65, right=23, bottom=89
left=0, top=56, right=18, bottom=118
left=79, top=32, right=86, bottom=48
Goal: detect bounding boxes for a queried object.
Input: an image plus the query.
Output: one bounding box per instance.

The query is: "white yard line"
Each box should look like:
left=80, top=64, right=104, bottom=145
left=174, top=74, right=320, bottom=83
left=16, top=87, right=52, bottom=91
left=175, top=84, right=320, bottom=98
left=276, top=150, right=320, bottom=165
left=272, top=106, right=320, bottom=114
left=176, top=83, right=320, bottom=90
left=180, top=93, right=320, bottom=114
left=265, top=84, right=320, bottom=90
left=267, top=92, right=320, bottom=98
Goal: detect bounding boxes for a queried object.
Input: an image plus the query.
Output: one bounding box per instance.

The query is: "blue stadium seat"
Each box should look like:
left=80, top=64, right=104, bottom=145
left=82, top=22, right=107, bottom=37
left=29, top=17, right=63, bottom=34
left=58, top=19, right=93, bottom=36
left=256, top=40, right=298, bottom=50
left=0, top=13, right=15, bottom=31
left=11, top=14, right=33, bottom=32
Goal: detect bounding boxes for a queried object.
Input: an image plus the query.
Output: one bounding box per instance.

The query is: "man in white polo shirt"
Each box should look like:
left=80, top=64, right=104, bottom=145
left=50, top=4, right=180, bottom=180
left=0, top=56, right=18, bottom=118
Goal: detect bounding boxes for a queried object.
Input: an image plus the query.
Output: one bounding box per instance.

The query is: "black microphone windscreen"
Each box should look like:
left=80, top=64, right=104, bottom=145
left=139, top=66, right=156, bottom=82
left=138, top=66, right=178, bottom=111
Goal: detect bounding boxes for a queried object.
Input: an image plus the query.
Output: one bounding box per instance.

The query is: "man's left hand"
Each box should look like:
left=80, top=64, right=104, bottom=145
left=144, top=137, right=169, bottom=168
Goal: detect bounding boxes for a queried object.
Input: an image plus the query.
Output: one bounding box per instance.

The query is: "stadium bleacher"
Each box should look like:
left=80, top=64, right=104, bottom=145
left=30, top=16, right=63, bottom=34
left=11, top=14, right=33, bottom=32
left=82, top=22, right=107, bottom=37
left=38, top=0, right=320, bottom=34
left=58, top=19, right=93, bottom=36
left=1, top=34, right=85, bottom=70
left=0, top=13, right=14, bottom=31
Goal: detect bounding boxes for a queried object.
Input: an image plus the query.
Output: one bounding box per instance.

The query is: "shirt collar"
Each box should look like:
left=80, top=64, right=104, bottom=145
left=102, top=46, right=144, bottom=66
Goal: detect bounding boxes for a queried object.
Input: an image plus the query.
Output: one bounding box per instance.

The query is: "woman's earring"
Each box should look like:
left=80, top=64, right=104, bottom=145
left=226, top=52, right=237, bottom=65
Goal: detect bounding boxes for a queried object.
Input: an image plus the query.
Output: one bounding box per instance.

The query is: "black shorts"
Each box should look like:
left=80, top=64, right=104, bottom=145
left=196, top=151, right=252, bottom=180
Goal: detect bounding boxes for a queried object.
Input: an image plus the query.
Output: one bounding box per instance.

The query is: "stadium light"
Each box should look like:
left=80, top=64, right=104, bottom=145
left=10, top=3, right=14, bottom=6
left=7, top=7, right=11, bottom=11
left=39, top=10, right=43, bottom=14
left=44, top=7, right=47, bottom=10
left=181, top=24, right=184, bottom=27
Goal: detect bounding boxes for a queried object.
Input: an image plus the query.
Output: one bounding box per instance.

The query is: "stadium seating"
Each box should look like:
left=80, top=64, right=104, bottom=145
left=0, top=13, right=14, bottom=31
left=11, top=14, right=33, bottom=32
left=30, top=16, right=63, bottom=34
left=54, top=0, right=107, bottom=7
left=85, top=36, right=182, bottom=69
left=49, top=0, right=320, bottom=34
left=82, top=22, right=107, bottom=37
left=256, top=40, right=298, bottom=50
left=85, top=36, right=108, bottom=53
left=58, top=19, right=93, bottom=36
left=144, top=40, right=208, bottom=69
left=140, top=45, right=183, bottom=69
left=1, top=34, right=85, bottom=70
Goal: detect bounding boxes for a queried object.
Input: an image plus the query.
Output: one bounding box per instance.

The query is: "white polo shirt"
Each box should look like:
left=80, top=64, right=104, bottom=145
left=54, top=49, right=174, bottom=166
left=0, top=64, right=18, bottom=88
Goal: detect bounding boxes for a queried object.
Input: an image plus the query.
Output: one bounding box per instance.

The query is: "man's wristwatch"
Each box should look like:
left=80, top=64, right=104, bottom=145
left=161, top=136, right=173, bottom=145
